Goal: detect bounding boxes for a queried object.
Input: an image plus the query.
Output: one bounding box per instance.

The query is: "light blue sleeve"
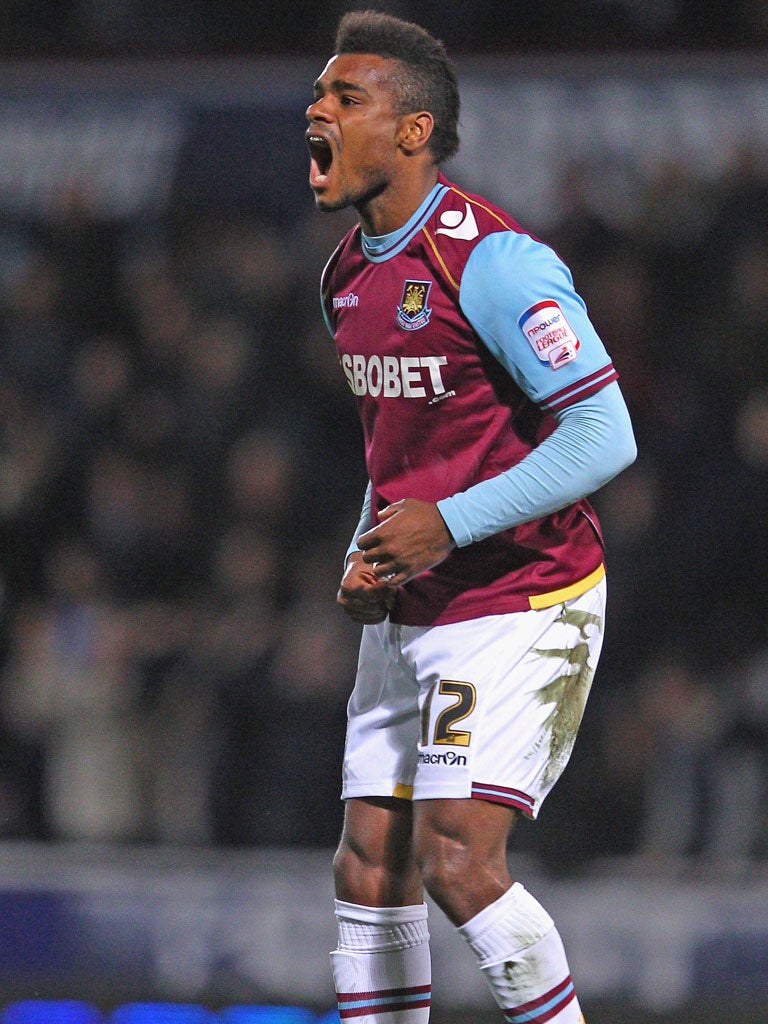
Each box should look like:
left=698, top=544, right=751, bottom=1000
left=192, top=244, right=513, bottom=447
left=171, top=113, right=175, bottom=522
left=459, top=230, right=613, bottom=405
left=437, top=230, right=636, bottom=548
left=437, top=380, right=636, bottom=546
left=345, top=479, right=373, bottom=564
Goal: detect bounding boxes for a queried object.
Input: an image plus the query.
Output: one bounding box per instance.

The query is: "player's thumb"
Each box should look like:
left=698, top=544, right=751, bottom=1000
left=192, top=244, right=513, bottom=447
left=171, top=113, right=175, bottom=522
left=377, top=499, right=404, bottom=522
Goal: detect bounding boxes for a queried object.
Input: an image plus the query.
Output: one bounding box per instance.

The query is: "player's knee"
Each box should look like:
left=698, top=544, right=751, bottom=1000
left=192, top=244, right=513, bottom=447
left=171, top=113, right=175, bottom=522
left=415, top=831, right=471, bottom=908
left=332, top=835, right=364, bottom=888
left=333, top=837, right=374, bottom=904
left=334, top=839, right=423, bottom=907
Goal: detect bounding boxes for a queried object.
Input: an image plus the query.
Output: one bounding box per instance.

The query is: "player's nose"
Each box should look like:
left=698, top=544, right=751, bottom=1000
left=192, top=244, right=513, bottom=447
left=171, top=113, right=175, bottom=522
left=306, top=95, right=331, bottom=122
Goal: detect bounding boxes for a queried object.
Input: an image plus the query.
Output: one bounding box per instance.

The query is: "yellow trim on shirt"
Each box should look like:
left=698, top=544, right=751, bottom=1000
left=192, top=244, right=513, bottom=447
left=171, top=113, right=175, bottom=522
left=450, top=186, right=513, bottom=231
left=392, top=783, right=414, bottom=801
left=528, top=563, right=606, bottom=610
left=421, top=227, right=461, bottom=291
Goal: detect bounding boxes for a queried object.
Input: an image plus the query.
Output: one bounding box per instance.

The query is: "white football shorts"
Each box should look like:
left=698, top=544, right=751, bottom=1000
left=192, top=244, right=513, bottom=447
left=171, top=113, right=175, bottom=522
left=341, top=577, right=606, bottom=817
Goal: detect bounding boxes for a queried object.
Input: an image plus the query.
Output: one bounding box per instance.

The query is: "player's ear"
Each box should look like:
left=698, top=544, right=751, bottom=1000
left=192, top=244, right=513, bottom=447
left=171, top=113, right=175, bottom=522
left=399, top=111, right=434, bottom=154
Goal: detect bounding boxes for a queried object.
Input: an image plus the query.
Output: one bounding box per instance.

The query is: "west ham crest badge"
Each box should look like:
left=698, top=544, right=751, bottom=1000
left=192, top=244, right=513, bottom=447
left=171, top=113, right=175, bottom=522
left=396, top=279, right=432, bottom=331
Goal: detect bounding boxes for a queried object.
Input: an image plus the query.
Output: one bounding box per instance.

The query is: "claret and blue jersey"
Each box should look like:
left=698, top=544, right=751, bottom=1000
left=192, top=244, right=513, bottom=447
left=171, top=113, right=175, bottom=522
left=321, top=173, right=636, bottom=626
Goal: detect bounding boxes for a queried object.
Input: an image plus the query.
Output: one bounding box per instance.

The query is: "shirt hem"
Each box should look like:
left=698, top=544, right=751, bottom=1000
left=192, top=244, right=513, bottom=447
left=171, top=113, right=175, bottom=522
left=391, top=563, right=606, bottom=626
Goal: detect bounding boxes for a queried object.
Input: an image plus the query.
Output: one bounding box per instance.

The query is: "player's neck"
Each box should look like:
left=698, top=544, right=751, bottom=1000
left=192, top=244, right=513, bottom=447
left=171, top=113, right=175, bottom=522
left=357, top=166, right=440, bottom=238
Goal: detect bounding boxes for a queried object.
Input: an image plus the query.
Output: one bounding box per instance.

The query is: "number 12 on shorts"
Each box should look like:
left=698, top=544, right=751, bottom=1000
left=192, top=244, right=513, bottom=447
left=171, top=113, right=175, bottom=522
left=420, top=679, right=476, bottom=747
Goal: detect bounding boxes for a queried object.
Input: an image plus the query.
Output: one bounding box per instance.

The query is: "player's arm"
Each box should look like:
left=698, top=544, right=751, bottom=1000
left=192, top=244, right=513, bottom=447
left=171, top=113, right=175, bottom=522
left=437, top=381, right=635, bottom=546
left=339, top=480, right=397, bottom=622
left=438, top=228, right=636, bottom=545
left=360, top=229, right=636, bottom=582
left=344, top=479, right=373, bottom=566
left=322, top=283, right=397, bottom=619
left=359, top=385, right=634, bottom=581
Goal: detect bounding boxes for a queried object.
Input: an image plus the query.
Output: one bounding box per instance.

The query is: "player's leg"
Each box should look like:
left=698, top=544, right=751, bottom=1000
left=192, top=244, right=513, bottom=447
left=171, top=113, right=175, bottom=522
left=332, top=796, right=431, bottom=1022
left=406, top=579, right=606, bottom=1023
left=412, top=796, right=517, bottom=926
left=330, top=621, right=432, bottom=1021
left=414, top=797, right=585, bottom=1024
left=334, top=796, right=422, bottom=907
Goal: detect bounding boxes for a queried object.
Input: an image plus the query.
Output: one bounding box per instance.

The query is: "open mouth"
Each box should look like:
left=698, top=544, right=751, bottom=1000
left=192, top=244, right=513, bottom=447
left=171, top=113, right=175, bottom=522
left=307, top=132, right=333, bottom=186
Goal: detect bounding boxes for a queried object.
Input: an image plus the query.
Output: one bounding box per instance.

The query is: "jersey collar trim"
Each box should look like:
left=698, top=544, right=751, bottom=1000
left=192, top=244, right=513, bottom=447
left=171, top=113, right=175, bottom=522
left=361, top=184, right=449, bottom=262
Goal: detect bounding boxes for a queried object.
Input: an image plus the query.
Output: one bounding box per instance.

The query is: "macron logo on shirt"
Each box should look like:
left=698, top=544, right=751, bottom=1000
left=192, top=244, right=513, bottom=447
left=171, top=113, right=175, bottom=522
left=435, top=202, right=479, bottom=241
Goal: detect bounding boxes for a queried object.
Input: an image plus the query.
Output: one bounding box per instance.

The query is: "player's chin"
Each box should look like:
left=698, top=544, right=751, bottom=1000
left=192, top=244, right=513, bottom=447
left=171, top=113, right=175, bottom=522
left=313, top=190, right=345, bottom=213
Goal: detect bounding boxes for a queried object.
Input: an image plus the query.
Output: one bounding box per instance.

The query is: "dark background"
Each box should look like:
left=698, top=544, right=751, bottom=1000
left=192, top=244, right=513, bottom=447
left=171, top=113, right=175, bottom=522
left=0, top=0, right=765, bottom=866
left=1, top=0, right=767, bottom=58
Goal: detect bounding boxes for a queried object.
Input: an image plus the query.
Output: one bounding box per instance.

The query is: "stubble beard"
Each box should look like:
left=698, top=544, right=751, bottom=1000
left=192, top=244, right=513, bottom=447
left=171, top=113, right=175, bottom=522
left=314, top=168, right=389, bottom=217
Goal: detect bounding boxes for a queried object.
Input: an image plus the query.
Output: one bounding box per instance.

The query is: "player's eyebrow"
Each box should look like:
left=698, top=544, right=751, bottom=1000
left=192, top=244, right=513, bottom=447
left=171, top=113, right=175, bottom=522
left=313, top=76, right=372, bottom=99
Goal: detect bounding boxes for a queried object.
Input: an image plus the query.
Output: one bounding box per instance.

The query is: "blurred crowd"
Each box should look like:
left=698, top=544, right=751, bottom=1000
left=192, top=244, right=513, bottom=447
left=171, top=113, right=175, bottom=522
left=0, top=183, right=369, bottom=848
left=0, top=114, right=767, bottom=875
left=3, top=0, right=768, bottom=57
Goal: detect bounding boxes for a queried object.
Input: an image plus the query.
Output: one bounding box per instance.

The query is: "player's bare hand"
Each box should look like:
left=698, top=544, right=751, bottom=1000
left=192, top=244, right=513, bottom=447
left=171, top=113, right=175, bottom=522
left=337, top=551, right=397, bottom=623
left=357, top=498, right=456, bottom=586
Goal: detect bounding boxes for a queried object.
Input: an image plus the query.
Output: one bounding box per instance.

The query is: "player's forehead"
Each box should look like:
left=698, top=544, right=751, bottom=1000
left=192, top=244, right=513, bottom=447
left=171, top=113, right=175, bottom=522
left=314, top=52, right=398, bottom=100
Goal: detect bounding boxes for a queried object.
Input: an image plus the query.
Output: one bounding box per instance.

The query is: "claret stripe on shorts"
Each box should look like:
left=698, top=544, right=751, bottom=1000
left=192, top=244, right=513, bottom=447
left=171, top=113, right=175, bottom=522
left=503, top=975, right=576, bottom=1024
left=337, top=984, right=431, bottom=1018
left=471, top=782, right=536, bottom=814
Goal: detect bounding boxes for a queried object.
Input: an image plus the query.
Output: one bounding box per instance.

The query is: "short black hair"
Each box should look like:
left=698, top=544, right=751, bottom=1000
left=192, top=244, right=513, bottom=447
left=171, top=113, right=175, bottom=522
left=334, top=9, right=460, bottom=164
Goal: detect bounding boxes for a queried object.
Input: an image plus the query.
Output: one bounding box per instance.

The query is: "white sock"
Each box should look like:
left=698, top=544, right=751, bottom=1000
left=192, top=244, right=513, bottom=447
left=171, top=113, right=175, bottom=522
left=458, top=883, right=584, bottom=1024
left=331, top=900, right=431, bottom=1022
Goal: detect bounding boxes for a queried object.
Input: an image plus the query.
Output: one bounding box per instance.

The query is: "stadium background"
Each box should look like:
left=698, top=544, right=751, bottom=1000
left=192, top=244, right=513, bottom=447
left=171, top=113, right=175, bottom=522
left=0, top=1, right=767, bottom=1021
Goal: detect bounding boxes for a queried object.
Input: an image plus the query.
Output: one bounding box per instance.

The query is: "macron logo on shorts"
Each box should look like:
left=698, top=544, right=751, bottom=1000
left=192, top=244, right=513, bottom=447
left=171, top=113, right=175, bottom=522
left=519, top=300, right=580, bottom=370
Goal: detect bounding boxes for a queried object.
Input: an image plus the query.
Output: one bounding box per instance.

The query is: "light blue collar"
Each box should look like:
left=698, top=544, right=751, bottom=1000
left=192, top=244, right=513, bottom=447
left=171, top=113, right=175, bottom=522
left=361, top=183, right=449, bottom=262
